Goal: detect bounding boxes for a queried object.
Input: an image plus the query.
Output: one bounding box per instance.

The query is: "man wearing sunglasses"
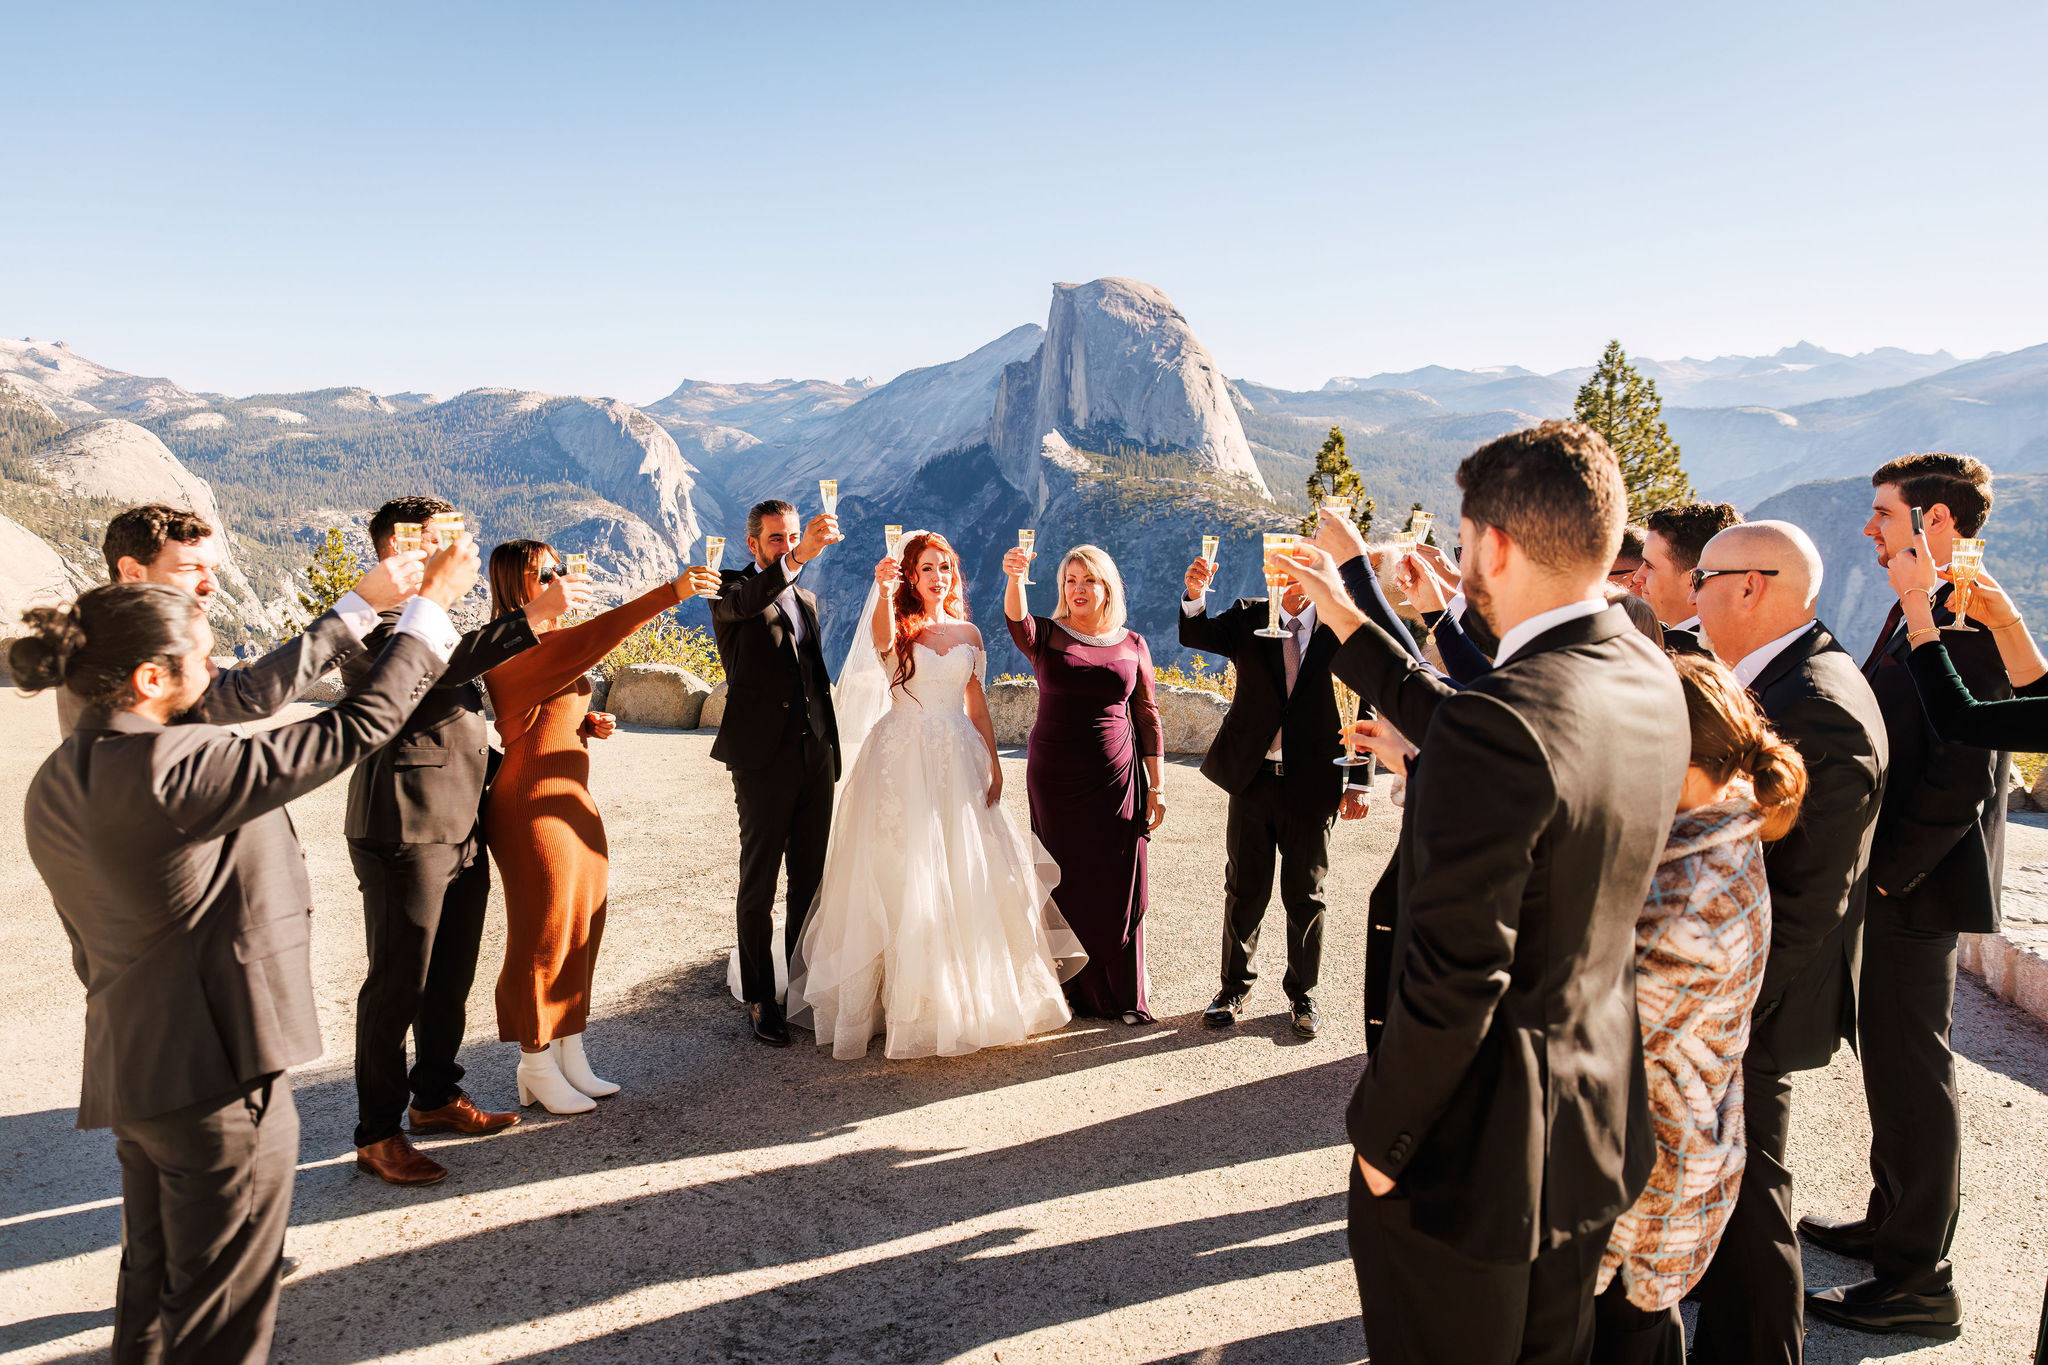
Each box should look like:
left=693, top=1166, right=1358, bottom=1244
left=1630, top=501, right=1742, bottom=656
left=1685, top=521, right=1889, bottom=1364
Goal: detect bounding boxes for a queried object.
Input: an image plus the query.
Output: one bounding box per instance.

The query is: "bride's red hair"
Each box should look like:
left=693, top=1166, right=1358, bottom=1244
left=892, top=530, right=969, bottom=693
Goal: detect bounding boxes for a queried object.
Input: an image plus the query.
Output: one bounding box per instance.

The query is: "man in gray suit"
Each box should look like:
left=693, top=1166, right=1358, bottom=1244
left=16, top=537, right=475, bottom=1365
left=57, top=503, right=371, bottom=738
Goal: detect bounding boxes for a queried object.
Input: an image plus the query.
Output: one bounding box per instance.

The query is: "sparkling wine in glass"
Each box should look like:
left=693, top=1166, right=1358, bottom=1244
left=885, top=525, right=904, bottom=559
left=426, top=511, right=464, bottom=550
left=819, top=479, right=839, bottom=516
left=703, top=536, right=725, bottom=572
left=1333, top=680, right=1369, bottom=766
left=1257, top=532, right=1298, bottom=638
left=1201, top=533, right=1221, bottom=566
left=391, top=522, right=423, bottom=556
left=1392, top=530, right=1418, bottom=562
left=565, top=553, right=590, bottom=577
left=1017, top=528, right=1037, bottom=584
left=1320, top=496, right=1353, bottom=533
left=1410, top=510, right=1435, bottom=545
left=1944, top=538, right=1987, bottom=633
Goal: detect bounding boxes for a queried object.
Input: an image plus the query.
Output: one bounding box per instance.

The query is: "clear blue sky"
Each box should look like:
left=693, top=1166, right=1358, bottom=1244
left=9, top=1, right=2043, bottom=402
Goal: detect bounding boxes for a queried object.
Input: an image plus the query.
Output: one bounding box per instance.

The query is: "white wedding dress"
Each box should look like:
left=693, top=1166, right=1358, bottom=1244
left=786, top=631, right=1086, bottom=1060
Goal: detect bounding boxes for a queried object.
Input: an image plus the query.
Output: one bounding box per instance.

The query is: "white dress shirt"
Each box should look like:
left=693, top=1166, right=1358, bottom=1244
left=1494, top=598, right=1610, bottom=667
left=1732, top=621, right=1816, bottom=689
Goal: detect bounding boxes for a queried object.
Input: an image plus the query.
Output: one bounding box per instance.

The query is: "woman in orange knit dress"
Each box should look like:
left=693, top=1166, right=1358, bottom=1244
left=483, top=541, right=720, bottom=1114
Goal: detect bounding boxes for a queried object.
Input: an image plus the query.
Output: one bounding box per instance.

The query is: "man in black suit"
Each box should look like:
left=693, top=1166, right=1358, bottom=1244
left=1799, top=454, right=2007, bottom=1340
left=1179, top=547, right=1375, bottom=1039
left=1684, top=520, right=1888, bottom=1364
left=343, top=497, right=594, bottom=1185
left=1286, top=420, right=1690, bottom=1362
left=710, top=497, right=843, bottom=1046
left=1629, top=500, right=1742, bottom=656
left=18, top=542, right=473, bottom=1365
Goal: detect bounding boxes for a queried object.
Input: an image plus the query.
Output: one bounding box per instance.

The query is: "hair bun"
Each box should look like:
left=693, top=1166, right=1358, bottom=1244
left=9, top=604, right=87, bottom=694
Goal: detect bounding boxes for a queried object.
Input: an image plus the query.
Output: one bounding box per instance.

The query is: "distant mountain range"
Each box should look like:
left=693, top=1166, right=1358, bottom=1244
left=4, top=309, right=2044, bottom=670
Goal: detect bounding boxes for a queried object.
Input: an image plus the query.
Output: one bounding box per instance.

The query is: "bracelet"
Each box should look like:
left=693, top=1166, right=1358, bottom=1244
left=1992, top=618, right=2027, bottom=633
left=1902, top=586, right=1932, bottom=603
left=1905, top=626, right=1941, bottom=646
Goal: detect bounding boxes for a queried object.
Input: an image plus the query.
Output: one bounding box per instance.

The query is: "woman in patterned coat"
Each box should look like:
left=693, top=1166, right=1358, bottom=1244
left=1592, top=653, right=1808, bottom=1363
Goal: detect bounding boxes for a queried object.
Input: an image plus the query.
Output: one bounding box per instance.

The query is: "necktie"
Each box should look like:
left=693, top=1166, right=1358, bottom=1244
left=1271, top=619, right=1303, bottom=755
left=1860, top=600, right=1905, bottom=675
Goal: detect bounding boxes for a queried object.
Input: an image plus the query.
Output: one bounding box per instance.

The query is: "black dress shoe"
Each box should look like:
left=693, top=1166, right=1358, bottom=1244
left=1203, top=989, right=1247, bottom=1028
left=1806, top=1276, right=1961, bottom=1339
left=749, top=1001, right=791, bottom=1047
left=1798, top=1213, right=1878, bottom=1260
left=1290, top=996, right=1321, bottom=1038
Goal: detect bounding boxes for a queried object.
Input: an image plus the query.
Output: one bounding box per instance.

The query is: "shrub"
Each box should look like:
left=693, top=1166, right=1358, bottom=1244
left=1155, top=655, right=1235, bottom=699
left=601, top=612, right=724, bottom=684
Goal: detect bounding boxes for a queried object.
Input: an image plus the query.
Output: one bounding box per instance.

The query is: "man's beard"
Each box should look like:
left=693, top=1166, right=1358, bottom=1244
left=1464, top=554, right=1498, bottom=635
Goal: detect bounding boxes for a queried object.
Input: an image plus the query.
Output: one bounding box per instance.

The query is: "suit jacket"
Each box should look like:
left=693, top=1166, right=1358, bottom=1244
left=1336, top=605, right=1689, bottom=1261
left=1744, top=623, right=1888, bottom=1074
left=55, top=608, right=367, bottom=739
left=1179, top=557, right=1380, bottom=817
left=1863, top=587, right=2010, bottom=933
left=709, top=559, right=840, bottom=779
left=1664, top=627, right=1712, bottom=658
left=26, top=633, right=446, bottom=1129
left=342, top=609, right=537, bottom=845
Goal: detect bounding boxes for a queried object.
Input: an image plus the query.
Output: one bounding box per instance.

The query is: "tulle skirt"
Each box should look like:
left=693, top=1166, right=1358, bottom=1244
left=787, top=703, right=1085, bottom=1060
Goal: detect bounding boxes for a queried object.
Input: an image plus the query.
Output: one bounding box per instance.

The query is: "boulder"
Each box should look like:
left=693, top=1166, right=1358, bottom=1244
left=2029, top=763, right=2048, bottom=812
left=298, top=669, right=349, bottom=704
left=699, top=681, right=728, bottom=729
left=985, top=677, right=1039, bottom=747
left=586, top=671, right=610, bottom=714
left=2011, top=764, right=2039, bottom=814
left=1154, top=683, right=1228, bottom=756
left=608, top=663, right=713, bottom=729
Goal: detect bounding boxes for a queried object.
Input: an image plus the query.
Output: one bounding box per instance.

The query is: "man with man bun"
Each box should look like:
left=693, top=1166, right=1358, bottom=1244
left=1685, top=520, right=1888, bottom=1364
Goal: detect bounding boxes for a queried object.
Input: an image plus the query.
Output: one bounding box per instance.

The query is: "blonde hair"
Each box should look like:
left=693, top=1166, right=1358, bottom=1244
left=1051, top=543, right=1128, bottom=633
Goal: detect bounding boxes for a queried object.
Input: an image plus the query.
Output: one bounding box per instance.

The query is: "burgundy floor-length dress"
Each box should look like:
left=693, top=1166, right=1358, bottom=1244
left=1006, top=614, right=1164, bottom=1019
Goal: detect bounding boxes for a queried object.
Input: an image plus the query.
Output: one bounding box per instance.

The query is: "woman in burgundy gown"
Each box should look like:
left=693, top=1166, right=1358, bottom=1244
left=1003, top=542, right=1165, bottom=1022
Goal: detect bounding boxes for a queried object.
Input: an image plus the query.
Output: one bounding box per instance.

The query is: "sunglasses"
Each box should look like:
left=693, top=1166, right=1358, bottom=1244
left=1689, top=567, right=1781, bottom=590
left=536, top=566, right=563, bottom=584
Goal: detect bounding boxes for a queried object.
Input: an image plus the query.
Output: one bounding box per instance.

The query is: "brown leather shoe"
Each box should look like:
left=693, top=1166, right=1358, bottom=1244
left=408, top=1090, right=520, bottom=1136
left=355, top=1134, right=447, bottom=1186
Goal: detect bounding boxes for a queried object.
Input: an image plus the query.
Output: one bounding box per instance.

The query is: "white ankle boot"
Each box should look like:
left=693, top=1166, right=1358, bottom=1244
left=517, top=1045, right=595, bottom=1114
left=555, top=1034, right=620, bottom=1098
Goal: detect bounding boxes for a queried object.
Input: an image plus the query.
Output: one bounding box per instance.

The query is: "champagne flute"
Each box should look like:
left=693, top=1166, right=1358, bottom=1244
left=560, top=553, right=591, bottom=625
left=1320, top=496, right=1353, bottom=533
left=391, top=521, right=423, bottom=556
left=1333, top=680, right=1368, bottom=766
left=426, top=510, right=464, bottom=550
left=885, top=525, right=905, bottom=559
left=1391, top=529, right=1418, bottom=562
left=1201, top=533, right=1221, bottom=567
left=703, top=536, right=725, bottom=572
left=1944, top=537, right=1987, bottom=632
left=1017, top=528, right=1037, bottom=584
left=819, top=479, right=839, bottom=516
left=1257, top=532, right=1298, bottom=638
left=1411, top=510, right=1435, bottom=545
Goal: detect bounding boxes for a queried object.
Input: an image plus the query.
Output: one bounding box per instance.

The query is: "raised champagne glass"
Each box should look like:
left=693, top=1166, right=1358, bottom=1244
left=1320, top=496, right=1353, bottom=533
left=565, top=552, right=590, bottom=577
left=1333, top=679, right=1368, bottom=766
left=1201, top=533, right=1221, bottom=567
left=703, top=536, right=725, bottom=572
left=819, top=479, right=839, bottom=516
left=391, top=521, right=423, bottom=556
left=1410, top=510, right=1435, bottom=546
left=1256, top=532, right=1298, bottom=638
left=885, top=525, right=905, bottom=559
left=1017, top=528, right=1037, bottom=584
left=1391, top=529, right=1418, bottom=562
left=1944, top=538, right=1987, bottom=633
left=426, top=510, right=464, bottom=550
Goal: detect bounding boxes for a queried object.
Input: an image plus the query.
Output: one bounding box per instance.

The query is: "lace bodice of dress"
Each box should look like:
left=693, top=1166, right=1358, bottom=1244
left=887, top=640, right=984, bottom=712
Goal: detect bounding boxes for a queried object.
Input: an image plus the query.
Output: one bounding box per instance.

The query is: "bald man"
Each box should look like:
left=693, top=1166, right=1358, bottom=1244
left=1686, top=521, right=1889, bottom=1365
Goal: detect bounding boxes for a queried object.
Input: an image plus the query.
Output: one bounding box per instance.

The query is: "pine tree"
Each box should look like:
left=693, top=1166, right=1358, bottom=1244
left=1574, top=340, right=1693, bottom=519
left=297, top=527, right=361, bottom=623
left=1299, top=426, right=1376, bottom=537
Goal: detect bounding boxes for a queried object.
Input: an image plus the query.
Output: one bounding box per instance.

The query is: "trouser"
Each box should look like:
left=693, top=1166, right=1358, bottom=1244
left=1220, top=769, right=1331, bottom=1000
left=1857, top=895, right=1961, bottom=1289
left=1349, top=1164, right=1609, bottom=1365
left=731, top=728, right=835, bottom=1005
left=349, top=837, right=489, bottom=1148
left=111, top=1077, right=297, bottom=1365
left=1690, top=1066, right=1799, bottom=1363
left=1589, top=1279, right=1683, bottom=1365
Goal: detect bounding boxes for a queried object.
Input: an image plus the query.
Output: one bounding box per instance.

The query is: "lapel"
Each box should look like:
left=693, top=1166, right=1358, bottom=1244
left=1749, top=621, right=1831, bottom=697
left=746, top=564, right=801, bottom=664
left=1878, top=584, right=1953, bottom=674
left=793, top=586, right=821, bottom=660
left=1495, top=603, right=1631, bottom=668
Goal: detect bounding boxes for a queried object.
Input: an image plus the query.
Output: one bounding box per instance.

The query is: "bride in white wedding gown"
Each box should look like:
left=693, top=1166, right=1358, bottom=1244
left=787, top=529, right=1086, bottom=1060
